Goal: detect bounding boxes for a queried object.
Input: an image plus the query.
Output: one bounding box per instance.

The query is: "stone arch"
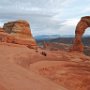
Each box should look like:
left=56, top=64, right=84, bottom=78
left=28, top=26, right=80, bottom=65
left=70, top=16, right=90, bottom=52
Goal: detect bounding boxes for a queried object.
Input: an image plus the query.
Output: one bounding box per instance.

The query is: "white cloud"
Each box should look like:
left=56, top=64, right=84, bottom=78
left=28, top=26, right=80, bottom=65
left=83, top=28, right=90, bottom=36
left=62, top=18, right=80, bottom=26
left=0, top=21, right=4, bottom=27
left=0, top=0, right=90, bottom=36
left=81, top=7, right=90, bottom=13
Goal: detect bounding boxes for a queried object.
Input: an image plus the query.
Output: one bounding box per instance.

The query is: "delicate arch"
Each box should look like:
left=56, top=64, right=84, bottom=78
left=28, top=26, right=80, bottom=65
left=70, top=16, right=90, bottom=52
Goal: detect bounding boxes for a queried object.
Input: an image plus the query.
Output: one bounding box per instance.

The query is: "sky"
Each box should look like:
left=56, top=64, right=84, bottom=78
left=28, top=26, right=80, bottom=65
left=0, top=0, right=90, bottom=36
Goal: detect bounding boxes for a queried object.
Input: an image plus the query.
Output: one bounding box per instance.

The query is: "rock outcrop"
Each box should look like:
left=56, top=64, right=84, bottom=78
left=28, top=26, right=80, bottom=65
left=70, top=16, right=90, bottom=52
left=0, top=43, right=67, bottom=90
left=0, top=20, right=37, bottom=49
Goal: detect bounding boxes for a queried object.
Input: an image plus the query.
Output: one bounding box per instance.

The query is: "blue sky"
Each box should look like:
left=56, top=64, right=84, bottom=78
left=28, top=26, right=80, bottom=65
left=0, top=0, right=90, bottom=36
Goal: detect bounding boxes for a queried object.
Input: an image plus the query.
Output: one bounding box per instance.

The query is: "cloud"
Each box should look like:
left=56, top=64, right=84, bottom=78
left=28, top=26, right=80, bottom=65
left=81, top=7, right=90, bottom=14
left=0, top=0, right=90, bottom=36
left=0, top=21, right=4, bottom=27
left=61, top=18, right=80, bottom=26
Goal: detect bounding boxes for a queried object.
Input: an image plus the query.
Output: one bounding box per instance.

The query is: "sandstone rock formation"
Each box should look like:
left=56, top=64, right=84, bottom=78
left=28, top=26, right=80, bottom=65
left=0, top=28, right=10, bottom=42
left=70, top=16, right=90, bottom=52
left=0, top=27, right=5, bottom=32
left=0, top=38, right=90, bottom=90
left=0, top=20, right=37, bottom=48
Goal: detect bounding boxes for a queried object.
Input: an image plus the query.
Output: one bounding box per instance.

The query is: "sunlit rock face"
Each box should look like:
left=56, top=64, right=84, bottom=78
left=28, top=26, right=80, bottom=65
left=70, top=16, right=90, bottom=52
left=0, top=20, right=37, bottom=48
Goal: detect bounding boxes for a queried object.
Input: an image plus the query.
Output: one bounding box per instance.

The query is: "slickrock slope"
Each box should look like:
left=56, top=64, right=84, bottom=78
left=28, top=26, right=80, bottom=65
left=0, top=83, right=7, bottom=90
left=30, top=63, right=90, bottom=90
left=0, top=43, right=66, bottom=90
left=0, top=20, right=37, bottom=48
left=30, top=51, right=90, bottom=90
left=0, top=42, right=90, bottom=90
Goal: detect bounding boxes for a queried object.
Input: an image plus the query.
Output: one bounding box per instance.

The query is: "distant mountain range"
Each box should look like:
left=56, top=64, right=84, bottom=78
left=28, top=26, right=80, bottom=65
left=35, top=35, right=90, bottom=46
left=35, top=35, right=61, bottom=40
left=35, top=35, right=90, bottom=40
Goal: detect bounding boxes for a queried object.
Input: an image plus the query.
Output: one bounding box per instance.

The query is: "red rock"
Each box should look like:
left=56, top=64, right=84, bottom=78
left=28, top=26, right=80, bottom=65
left=0, top=27, right=5, bottom=32
left=0, top=20, right=37, bottom=49
left=0, top=43, right=66, bottom=90
left=70, top=16, right=90, bottom=52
